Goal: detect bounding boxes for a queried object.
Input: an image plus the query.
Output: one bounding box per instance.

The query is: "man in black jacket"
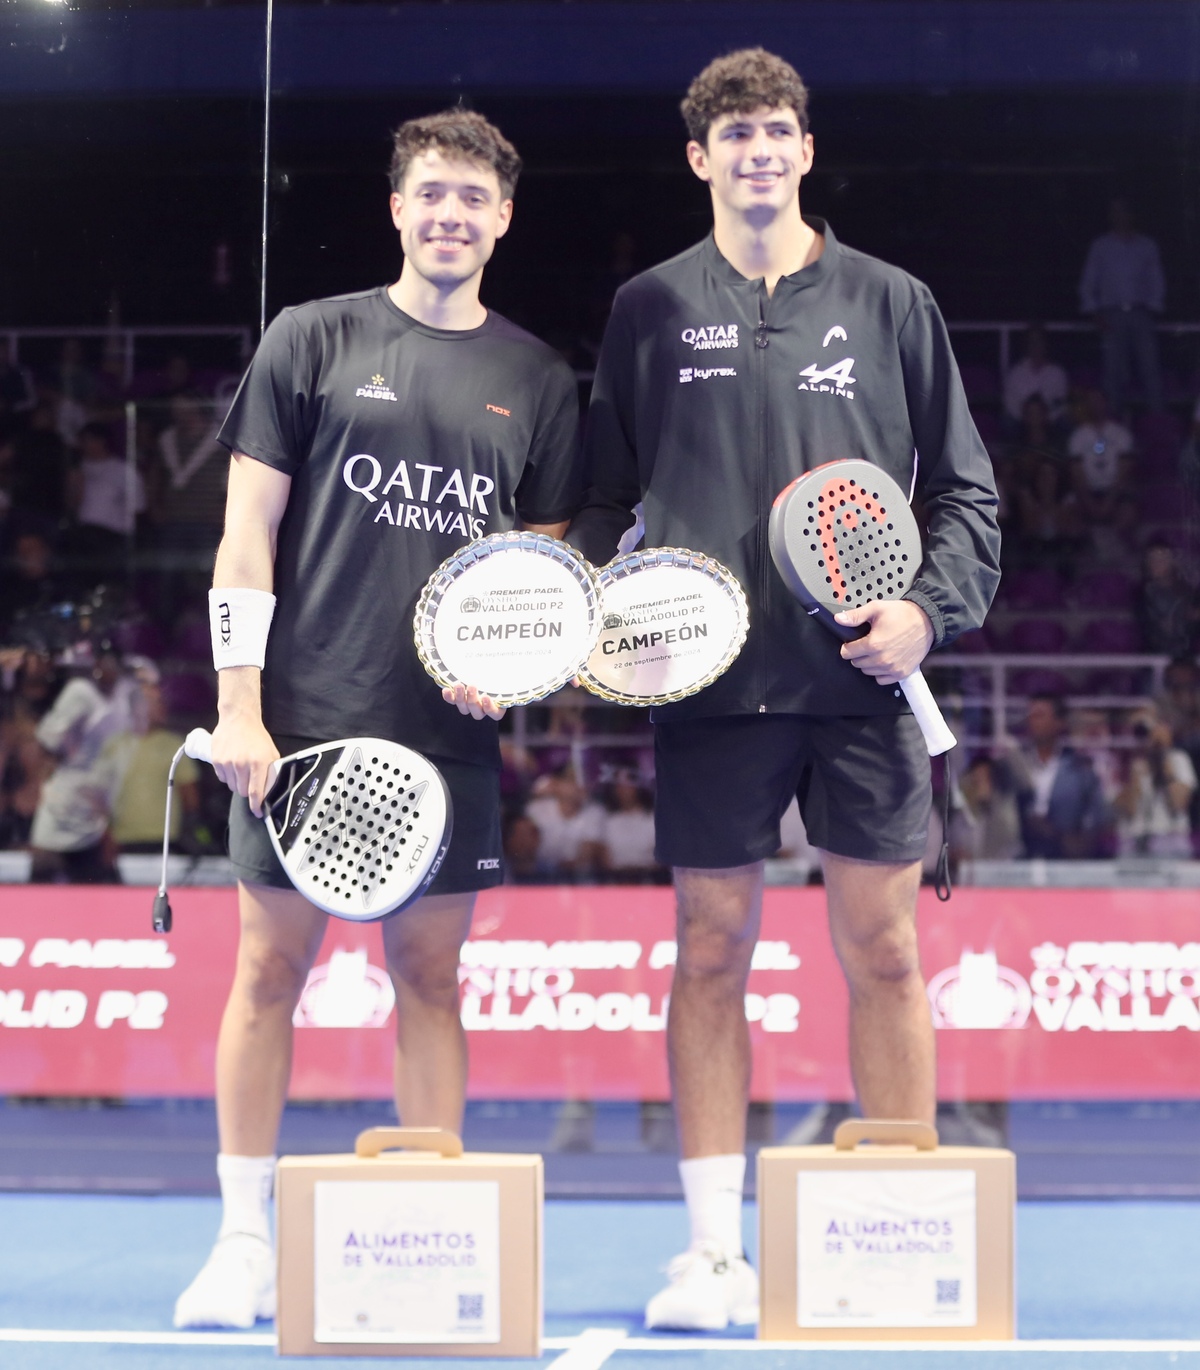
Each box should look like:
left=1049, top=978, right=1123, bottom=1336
left=571, top=49, right=1000, bottom=1330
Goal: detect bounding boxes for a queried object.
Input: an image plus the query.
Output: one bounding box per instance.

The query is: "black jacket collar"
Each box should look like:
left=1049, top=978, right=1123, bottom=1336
left=701, top=217, right=838, bottom=294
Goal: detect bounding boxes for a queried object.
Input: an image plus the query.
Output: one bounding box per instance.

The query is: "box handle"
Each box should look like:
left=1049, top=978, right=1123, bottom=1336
left=354, top=1127, right=465, bottom=1159
left=833, top=1119, right=938, bottom=1151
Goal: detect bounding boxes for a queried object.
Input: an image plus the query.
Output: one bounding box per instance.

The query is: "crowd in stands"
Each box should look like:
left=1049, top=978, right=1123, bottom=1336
left=1, top=198, right=1198, bottom=879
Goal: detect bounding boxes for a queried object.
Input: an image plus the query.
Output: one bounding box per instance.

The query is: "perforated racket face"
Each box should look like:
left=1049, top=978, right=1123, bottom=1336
left=769, top=460, right=921, bottom=620
left=262, top=739, right=452, bottom=922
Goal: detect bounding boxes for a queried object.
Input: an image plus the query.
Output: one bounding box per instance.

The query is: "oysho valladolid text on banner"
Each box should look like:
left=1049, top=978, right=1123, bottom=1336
left=1, top=886, right=1199, bottom=1100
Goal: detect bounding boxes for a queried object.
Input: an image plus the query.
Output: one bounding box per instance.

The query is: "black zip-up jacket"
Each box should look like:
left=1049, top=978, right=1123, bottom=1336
left=570, top=221, right=1001, bottom=720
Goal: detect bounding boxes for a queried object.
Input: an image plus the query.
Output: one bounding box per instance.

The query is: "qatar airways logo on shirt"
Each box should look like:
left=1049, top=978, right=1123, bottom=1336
left=681, top=324, right=739, bottom=351
left=343, top=454, right=492, bottom=540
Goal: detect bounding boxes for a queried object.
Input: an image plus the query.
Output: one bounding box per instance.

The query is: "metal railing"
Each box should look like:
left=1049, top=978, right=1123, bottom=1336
left=3, top=325, right=253, bottom=386
left=497, top=654, right=1176, bottom=775
left=945, top=320, right=1200, bottom=389
left=5, top=319, right=1196, bottom=397
left=928, top=652, right=1171, bottom=751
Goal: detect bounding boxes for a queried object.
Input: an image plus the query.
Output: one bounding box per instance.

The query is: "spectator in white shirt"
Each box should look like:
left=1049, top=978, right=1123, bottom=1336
left=1067, top=390, right=1133, bottom=492
left=65, top=422, right=146, bottom=579
left=949, top=755, right=1022, bottom=863
left=1114, top=707, right=1196, bottom=858
left=599, top=770, right=663, bottom=882
left=1079, top=198, right=1165, bottom=414
left=1067, top=390, right=1137, bottom=545
left=29, top=642, right=138, bottom=882
left=1004, top=325, right=1068, bottom=429
left=525, top=763, right=606, bottom=879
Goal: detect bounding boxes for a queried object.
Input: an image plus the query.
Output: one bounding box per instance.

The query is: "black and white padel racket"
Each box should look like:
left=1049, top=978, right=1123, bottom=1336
left=768, top=458, right=956, bottom=757
left=151, top=732, right=452, bottom=930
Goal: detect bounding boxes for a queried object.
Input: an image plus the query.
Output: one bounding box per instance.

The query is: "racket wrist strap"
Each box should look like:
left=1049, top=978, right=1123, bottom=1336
left=209, top=588, right=276, bottom=671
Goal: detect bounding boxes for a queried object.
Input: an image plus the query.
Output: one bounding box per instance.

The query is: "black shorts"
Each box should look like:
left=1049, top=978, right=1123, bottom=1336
left=228, top=735, right=503, bottom=898
left=653, top=713, right=931, bottom=868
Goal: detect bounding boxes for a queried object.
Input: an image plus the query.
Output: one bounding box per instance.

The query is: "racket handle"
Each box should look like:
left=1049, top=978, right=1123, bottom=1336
left=898, top=670, right=957, bottom=757
left=184, top=728, right=213, bottom=765
left=182, top=727, right=282, bottom=792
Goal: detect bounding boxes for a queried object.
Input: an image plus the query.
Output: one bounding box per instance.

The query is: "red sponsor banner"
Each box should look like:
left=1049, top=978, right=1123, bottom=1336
left=0, top=885, right=1198, bottom=1100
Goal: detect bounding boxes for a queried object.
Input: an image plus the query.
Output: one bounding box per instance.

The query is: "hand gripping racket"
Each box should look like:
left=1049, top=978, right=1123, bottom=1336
left=151, top=732, right=452, bottom=931
left=769, top=459, right=956, bottom=757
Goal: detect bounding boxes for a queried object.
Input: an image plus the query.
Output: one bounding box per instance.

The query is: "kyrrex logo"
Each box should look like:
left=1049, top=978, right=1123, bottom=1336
left=681, top=324, right=739, bottom=351
left=798, top=356, right=857, bottom=399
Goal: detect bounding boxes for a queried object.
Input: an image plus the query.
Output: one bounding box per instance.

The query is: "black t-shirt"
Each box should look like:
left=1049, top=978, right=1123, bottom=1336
left=217, top=287, right=582, bottom=767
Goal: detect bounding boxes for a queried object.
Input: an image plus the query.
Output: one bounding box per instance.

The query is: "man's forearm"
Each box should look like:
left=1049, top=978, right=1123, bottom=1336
left=212, top=524, right=275, bottom=593
left=217, top=665, right=264, bottom=722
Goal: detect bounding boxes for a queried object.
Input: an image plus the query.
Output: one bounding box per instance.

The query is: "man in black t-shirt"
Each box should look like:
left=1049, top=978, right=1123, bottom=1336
left=571, top=51, right=1000, bottom=1330
left=174, top=110, right=581, bottom=1330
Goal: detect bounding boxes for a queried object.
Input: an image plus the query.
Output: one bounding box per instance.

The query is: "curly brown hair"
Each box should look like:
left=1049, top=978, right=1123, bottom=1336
left=681, top=48, right=809, bottom=147
left=389, top=109, right=522, bottom=199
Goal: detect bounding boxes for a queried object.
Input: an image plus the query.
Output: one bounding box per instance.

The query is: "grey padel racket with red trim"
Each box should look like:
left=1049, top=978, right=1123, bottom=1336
left=178, top=731, right=452, bottom=922
left=769, top=458, right=956, bottom=757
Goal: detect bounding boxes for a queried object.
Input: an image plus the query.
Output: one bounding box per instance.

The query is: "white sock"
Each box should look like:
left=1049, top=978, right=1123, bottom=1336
left=679, top=1153, right=746, bottom=1258
left=216, top=1153, right=275, bottom=1244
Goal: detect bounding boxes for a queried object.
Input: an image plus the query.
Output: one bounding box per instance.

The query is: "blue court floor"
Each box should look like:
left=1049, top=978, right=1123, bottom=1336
left=1, top=1195, right=1198, bottom=1369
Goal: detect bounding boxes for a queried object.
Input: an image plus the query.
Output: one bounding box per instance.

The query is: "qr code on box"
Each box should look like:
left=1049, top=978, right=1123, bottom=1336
left=936, top=1279, right=961, bottom=1305
left=458, top=1293, right=484, bottom=1323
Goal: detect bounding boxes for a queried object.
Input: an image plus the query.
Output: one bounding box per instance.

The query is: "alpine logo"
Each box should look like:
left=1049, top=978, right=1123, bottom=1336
left=798, top=356, right=856, bottom=399
left=680, top=367, right=737, bottom=383
left=355, top=373, right=399, bottom=402
left=681, top=324, right=739, bottom=351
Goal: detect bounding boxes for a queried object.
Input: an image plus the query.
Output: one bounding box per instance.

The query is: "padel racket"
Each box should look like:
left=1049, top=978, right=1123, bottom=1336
left=769, top=459, right=956, bottom=757
left=152, top=732, right=452, bottom=930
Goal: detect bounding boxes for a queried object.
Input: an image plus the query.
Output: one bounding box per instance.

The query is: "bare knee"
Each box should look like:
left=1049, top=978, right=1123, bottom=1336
left=674, top=868, right=762, bottom=986
left=388, top=945, right=462, bottom=1010
left=838, top=921, right=923, bottom=996
left=234, top=939, right=311, bottom=1017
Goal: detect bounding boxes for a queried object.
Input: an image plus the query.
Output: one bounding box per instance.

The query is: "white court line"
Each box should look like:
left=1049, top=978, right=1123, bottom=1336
left=547, top=1327, right=629, bottom=1367
left=0, top=1328, right=574, bottom=1351
left=619, top=1336, right=1200, bottom=1354
left=0, top=1329, right=276, bottom=1347
left=3, top=1328, right=1200, bottom=1357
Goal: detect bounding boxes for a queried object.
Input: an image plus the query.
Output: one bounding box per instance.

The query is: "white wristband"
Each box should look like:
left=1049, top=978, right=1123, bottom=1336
left=209, top=588, right=277, bottom=671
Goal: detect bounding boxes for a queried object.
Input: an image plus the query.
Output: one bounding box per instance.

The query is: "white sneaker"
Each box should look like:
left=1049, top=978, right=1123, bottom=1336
left=173, top=1232, right=276, bottom=1329
left=644, top=1241, right=759, bottom=1331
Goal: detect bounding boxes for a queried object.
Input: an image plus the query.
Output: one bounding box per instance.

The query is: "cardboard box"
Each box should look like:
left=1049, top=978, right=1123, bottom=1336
left=758, top=1119, right=1015, bottom=1341
left=277, top=1127, right=542, bottom=1357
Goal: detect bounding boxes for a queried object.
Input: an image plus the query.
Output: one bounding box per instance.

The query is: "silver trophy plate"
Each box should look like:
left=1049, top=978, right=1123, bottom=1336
left=578, top=548, right=749, bottom=705
left=415, top=532, right=601, bottom=708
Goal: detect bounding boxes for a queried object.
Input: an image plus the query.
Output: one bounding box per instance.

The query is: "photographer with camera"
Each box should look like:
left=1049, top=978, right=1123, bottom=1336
left=1114, top=706, right=1196, bottom=859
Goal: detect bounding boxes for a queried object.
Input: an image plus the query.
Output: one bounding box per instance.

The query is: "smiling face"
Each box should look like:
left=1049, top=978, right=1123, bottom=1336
left=390, top=148, right=512, bottom=292
left=687, top=105, right=813, bottom=223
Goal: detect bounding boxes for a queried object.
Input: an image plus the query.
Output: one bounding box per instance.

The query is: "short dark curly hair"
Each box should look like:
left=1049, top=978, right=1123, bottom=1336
left=681, top=48, right=810, bottom=147
left=389, top=109, right=522, bottom=200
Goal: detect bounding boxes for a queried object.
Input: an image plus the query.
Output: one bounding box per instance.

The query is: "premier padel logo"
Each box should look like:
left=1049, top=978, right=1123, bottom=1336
left=681, top=324, right=740, bottom=351
left=798, top=356, right=856, bottom=399
left=355, top=373, right=398, bottom=402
